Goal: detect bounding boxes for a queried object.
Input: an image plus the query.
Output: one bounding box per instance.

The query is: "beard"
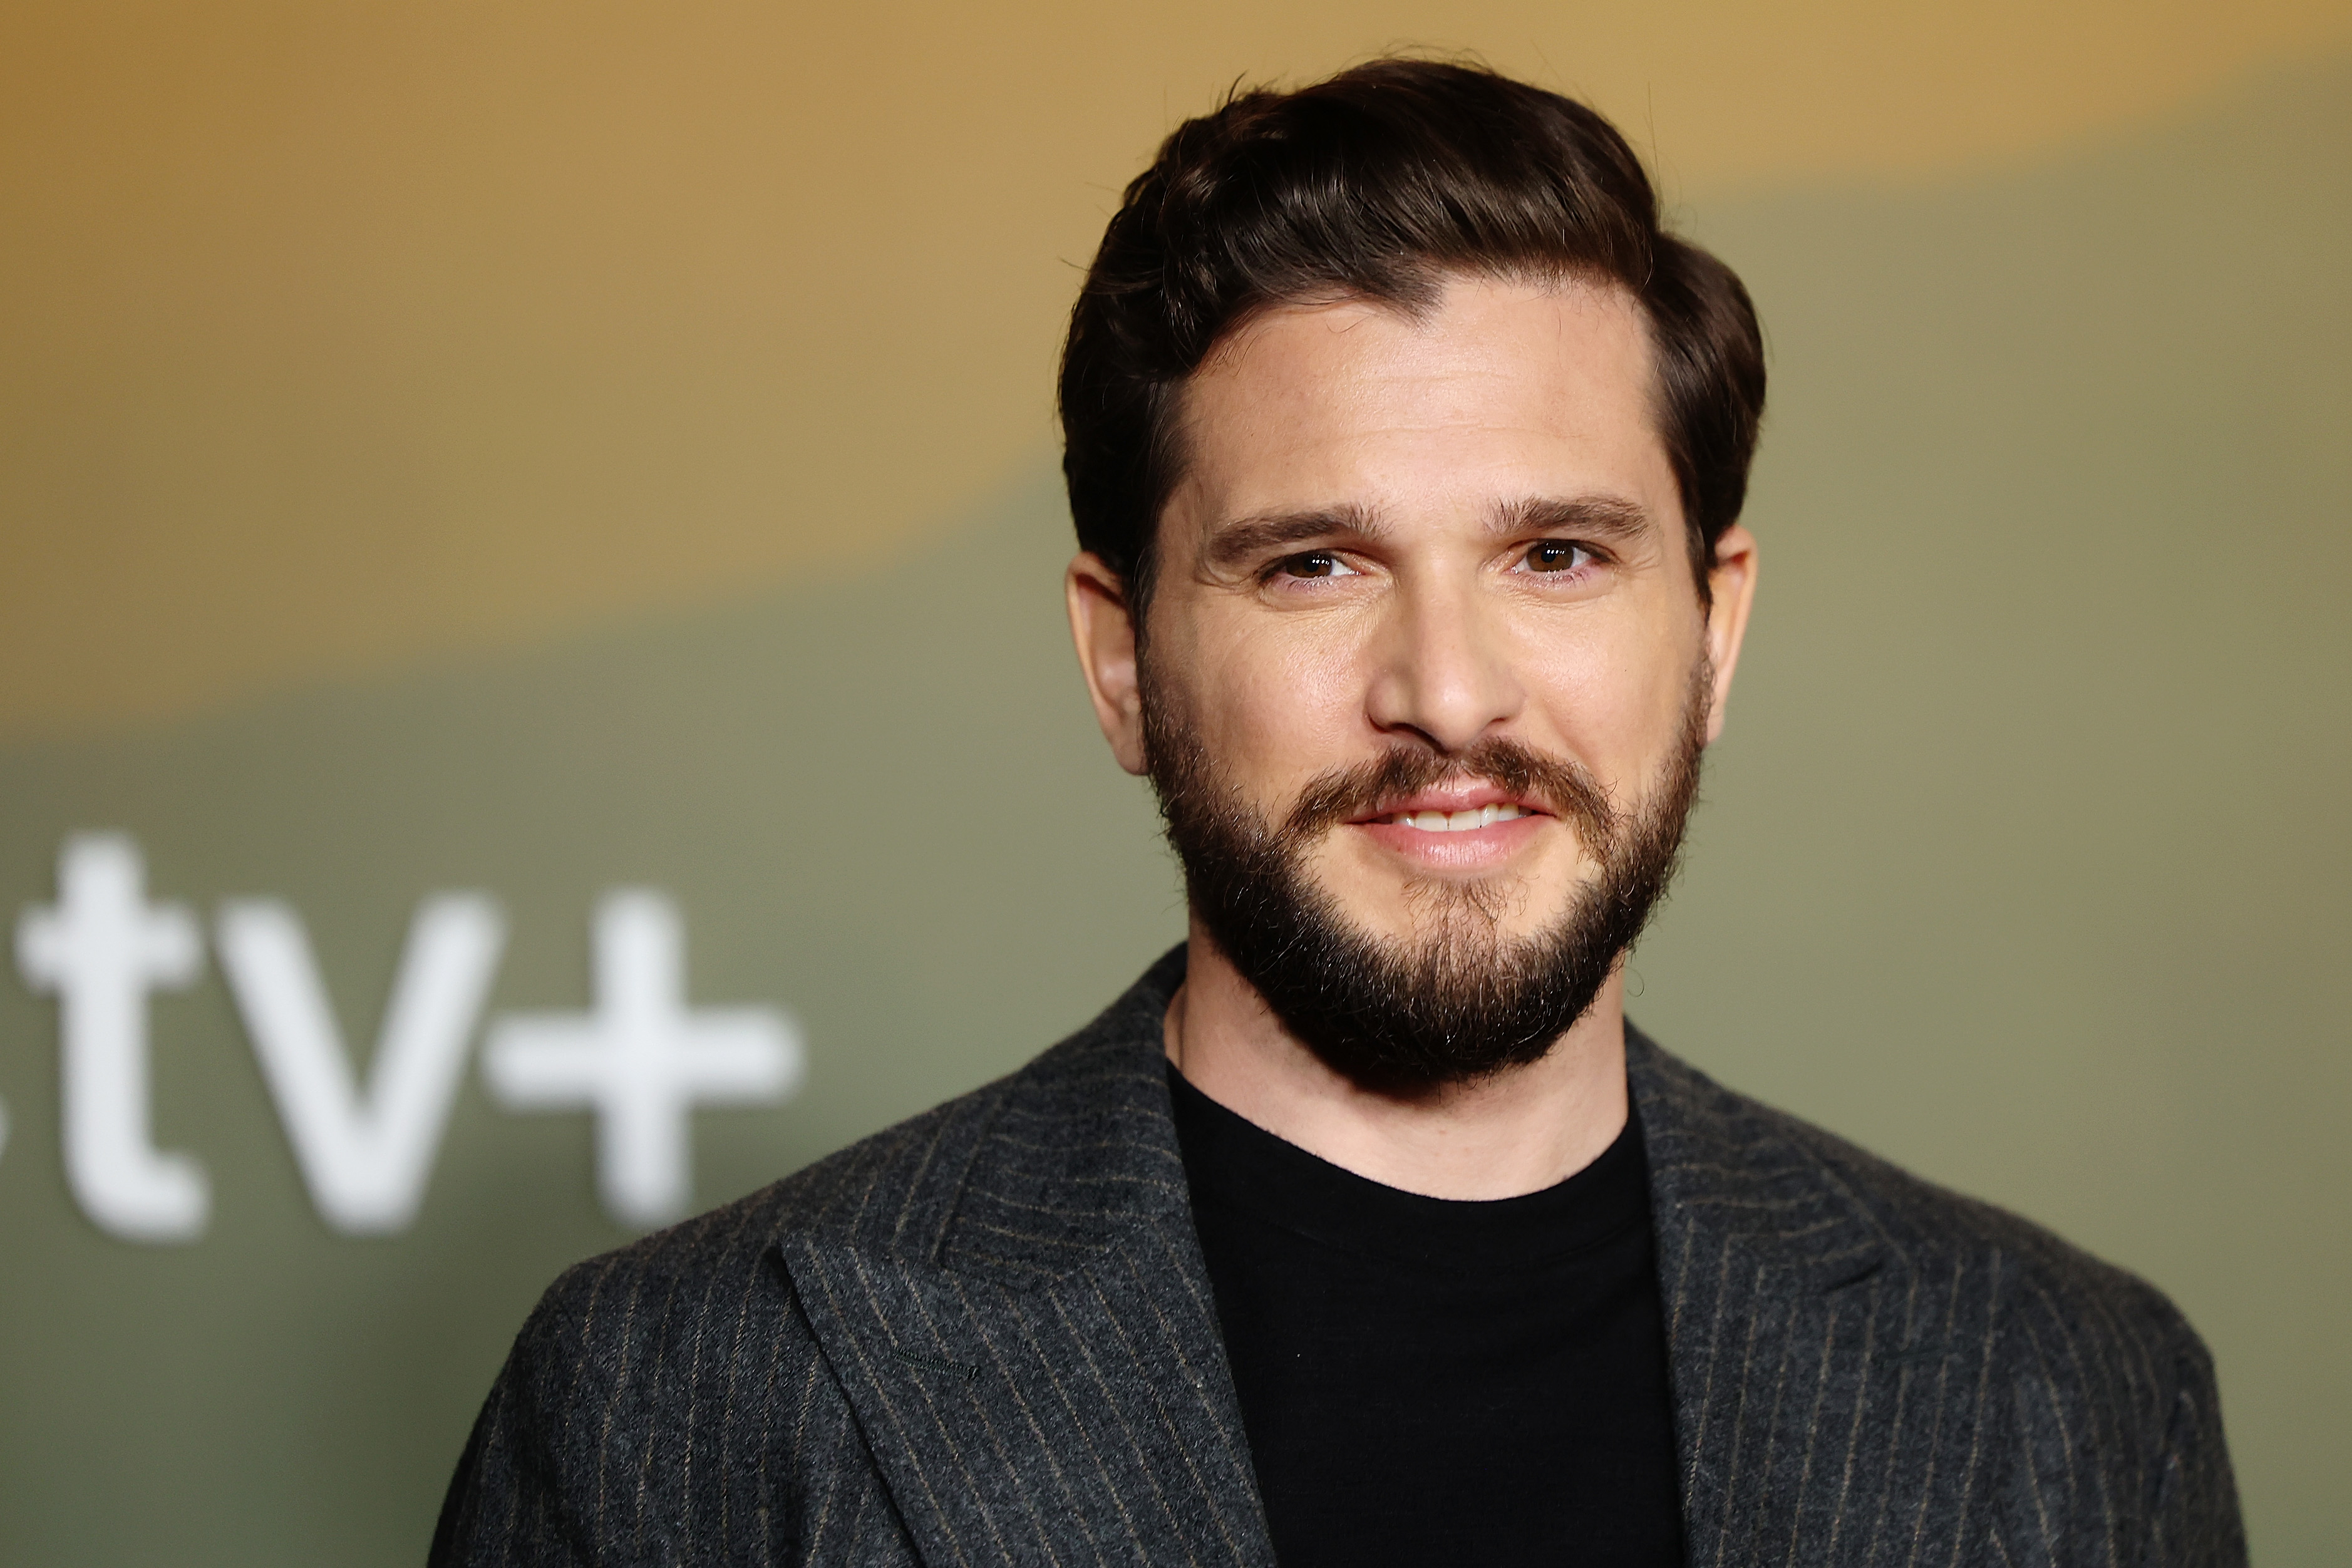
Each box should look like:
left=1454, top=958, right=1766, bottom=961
left=1142, top=663, right=1711, bottom=1091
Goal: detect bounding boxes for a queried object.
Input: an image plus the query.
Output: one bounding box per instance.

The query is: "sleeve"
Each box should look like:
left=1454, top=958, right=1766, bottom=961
left=428, top=1284, right=596, bottom=1568
left=426, top=1250, right=917, bottom=1567
left=2138, top=1328, right=2247, bottom=1568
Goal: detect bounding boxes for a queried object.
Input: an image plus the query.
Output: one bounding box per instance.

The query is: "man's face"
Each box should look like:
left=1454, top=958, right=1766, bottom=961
left=1071, top=275, right=1755, bottom=1081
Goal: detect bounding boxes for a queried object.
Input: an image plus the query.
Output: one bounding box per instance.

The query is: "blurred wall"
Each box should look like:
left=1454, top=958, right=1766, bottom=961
left=1, top=4, right=2347, bottom=1563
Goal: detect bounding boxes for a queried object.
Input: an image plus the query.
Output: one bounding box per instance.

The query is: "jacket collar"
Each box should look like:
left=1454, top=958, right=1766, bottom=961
left=777, top=946, right=1273, bottom=1567
left=780, top=946, right=1916, bottom=1565
left=912, top=948, right=1899, bottom=1291
left=1629, top=1024, right=1892, bottom=1300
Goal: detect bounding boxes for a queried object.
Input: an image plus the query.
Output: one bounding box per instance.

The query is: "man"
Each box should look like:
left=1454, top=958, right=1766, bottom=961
left=433, top=59, right=2243, bottom=1566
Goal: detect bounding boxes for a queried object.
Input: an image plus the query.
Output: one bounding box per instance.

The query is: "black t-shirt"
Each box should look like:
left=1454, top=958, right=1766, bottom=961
left=1169, top=1065, right=1684, bottom=1567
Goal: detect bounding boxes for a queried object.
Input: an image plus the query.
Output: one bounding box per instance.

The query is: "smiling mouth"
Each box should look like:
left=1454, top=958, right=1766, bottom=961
left=1371, top=803, right=1534, bottom=832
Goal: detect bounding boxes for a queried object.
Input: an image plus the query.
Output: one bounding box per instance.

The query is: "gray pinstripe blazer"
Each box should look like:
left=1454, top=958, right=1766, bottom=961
left=432, top=947, right=2244, bottom=1566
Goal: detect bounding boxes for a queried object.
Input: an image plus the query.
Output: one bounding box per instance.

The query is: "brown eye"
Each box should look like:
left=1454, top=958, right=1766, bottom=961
left=1525, top=540, right=1589, bottom=573
left=1279, top=551, right=1354, bottom=579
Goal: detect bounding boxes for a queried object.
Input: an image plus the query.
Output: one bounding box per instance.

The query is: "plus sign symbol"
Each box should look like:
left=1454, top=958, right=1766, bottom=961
left=485, top=890, right=803, bottom=1227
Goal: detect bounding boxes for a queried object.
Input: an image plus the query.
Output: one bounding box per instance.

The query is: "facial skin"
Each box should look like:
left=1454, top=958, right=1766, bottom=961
left=1068, top=276, right=1758, bottom=1197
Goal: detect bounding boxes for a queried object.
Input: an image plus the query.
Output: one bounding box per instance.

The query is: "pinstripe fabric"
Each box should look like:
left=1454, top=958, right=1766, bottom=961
left=432, top=947, right=2244, bottom=1566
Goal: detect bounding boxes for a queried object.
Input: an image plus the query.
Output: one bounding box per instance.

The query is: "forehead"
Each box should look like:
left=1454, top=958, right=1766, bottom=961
left=1171, top=276, right=1673, bottom=522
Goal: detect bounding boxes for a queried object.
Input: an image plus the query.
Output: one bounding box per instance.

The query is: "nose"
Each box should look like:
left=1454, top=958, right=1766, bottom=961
left=1361, top=572, right=1525, bottom=753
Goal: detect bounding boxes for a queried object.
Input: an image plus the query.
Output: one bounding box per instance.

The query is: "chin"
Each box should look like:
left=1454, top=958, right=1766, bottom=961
left=1323, top=870, right=1587, bottom=950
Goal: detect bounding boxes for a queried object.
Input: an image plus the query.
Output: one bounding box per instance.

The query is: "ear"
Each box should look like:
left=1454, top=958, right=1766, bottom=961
left=1066, top=552, right=1148, bottom=776
left=1700, top=524, right=1759, bottom=745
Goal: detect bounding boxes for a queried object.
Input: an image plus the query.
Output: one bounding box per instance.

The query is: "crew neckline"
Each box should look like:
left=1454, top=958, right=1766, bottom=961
left=1167, top=1062, right=1649, bottom=1275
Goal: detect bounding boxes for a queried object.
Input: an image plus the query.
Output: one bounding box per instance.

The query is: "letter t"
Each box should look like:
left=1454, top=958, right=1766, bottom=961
left=15, top=833, right=208, bottom=1241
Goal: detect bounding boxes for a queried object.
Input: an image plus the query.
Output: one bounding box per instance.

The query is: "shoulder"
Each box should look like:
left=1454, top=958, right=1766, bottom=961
left=1632, top=1032, right=2212, bottom=1416
left=436, top=1078, right=1030, bottom=1565
left=1633, top=1032, right=2243, bottom=1558
left=524, top=1075, right=1013, bottom=1359
left=518, top=985, right=1158, bottom=1359
left=1799, top=1088, right=2199, bottom=1376
left=539, top=955, right=1182, bottom=1324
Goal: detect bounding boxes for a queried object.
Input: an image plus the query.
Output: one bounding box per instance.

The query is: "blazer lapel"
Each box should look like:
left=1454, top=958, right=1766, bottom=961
left=781, top=952, right=1276, bottom=1568
left=783, top=957, right=2009, bottom=1567
left=1632, top=1030, right=2011, bottom=1565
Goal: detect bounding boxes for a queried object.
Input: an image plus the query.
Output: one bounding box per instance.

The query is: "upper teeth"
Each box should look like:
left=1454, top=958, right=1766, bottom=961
left=1387, top=804, right=1529, bottom=832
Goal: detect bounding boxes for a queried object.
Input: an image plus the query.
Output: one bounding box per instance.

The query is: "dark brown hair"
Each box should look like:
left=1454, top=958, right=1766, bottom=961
left=1058, top=58, right=1765, bottom=614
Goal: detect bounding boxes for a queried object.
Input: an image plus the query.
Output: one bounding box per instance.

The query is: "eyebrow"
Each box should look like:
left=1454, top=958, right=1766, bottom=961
left=1495, top=494, right=1653, bottom=544
left=1201, top=493, right=1652, bottom=571
left=1202, top=503, right=1388, bottom=572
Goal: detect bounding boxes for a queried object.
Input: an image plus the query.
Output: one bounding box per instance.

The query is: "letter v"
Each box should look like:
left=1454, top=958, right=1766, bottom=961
left=217, top=896, right=505, bottom=1235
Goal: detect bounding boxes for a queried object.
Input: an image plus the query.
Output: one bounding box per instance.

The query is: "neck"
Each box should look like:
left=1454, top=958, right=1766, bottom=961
left=1163, top=919, right=1631, bottom=1200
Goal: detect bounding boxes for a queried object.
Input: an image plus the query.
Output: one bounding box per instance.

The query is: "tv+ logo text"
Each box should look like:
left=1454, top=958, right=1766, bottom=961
left=9, top=833, right=805, bottom=1242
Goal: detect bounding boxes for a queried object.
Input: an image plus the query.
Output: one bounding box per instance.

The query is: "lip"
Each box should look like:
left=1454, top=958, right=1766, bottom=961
left=1344, top=783, right=1552, bottom=825
left=1342, top=780, right=1554, bottom=872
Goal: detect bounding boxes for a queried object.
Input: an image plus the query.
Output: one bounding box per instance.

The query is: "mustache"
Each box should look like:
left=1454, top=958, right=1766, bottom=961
left=1284, top=736, right=1621, bottom=847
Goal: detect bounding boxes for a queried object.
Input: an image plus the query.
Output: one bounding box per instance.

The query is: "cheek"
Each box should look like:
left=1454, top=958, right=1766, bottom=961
left=1191, top=619, right=1369, bottom=797
left=1517, top=614, right=1698, bottom=793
